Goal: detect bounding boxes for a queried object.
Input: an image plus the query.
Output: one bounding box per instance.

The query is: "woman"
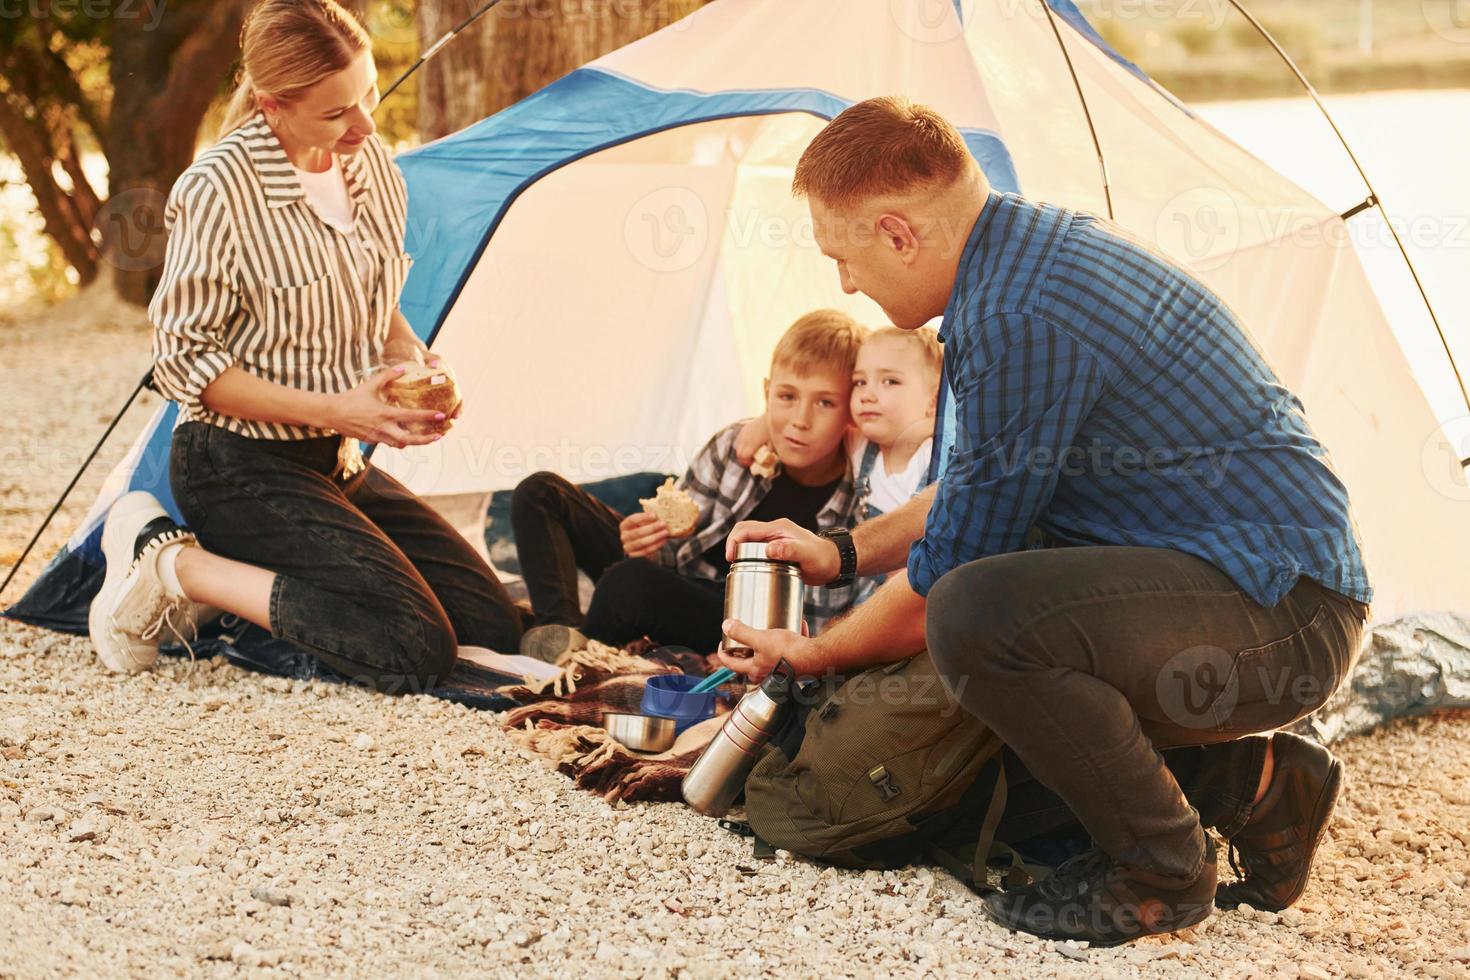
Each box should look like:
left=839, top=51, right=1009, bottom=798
left=87, top=0, right=524, bottom=693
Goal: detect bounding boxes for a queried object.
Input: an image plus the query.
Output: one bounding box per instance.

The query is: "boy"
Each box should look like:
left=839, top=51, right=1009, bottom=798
left=738, top=325, right=941, bottom=519
left=510, top=309, right=869, bottom=660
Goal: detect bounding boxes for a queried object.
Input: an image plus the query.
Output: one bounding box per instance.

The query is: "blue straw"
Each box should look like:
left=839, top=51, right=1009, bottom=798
left=689, top=666, right=736, bottom=694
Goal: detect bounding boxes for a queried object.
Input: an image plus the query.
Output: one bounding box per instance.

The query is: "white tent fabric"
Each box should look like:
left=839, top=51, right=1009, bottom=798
left=20, top=0, right=1468, bottom=634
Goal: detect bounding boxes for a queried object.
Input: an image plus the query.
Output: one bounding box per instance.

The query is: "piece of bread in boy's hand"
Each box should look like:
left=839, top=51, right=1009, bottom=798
left=750, top=443, right=781, bottom=480
left=639, top=477, right=700, bottom=538
left=383, top=362, right=461, bottom=435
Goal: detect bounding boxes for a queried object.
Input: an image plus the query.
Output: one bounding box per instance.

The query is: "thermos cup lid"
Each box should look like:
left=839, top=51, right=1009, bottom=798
left=733, top=541, right=771, bottom=561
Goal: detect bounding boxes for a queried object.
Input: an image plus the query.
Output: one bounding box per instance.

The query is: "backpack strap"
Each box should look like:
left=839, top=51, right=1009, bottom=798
left=921, top=758, right=1048, bottom=893
left=971, top=758, right=1009, bottom=889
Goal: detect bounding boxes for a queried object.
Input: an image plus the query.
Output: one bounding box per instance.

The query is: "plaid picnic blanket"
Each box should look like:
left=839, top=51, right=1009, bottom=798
left=499, top=639, right=740, bottom=803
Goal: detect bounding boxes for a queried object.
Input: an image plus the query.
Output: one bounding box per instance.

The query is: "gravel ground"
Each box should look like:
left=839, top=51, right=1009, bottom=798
left=4, top=304, right=1470, bottom=978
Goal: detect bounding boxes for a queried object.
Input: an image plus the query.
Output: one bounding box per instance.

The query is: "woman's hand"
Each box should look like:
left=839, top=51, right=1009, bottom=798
left=619, top=511, right=670, bottom=559
left=325, top=365, right=448, bottom=449
left=423, top=353, right=465, bottom=432
left=716, top=618, right=816, bottom=683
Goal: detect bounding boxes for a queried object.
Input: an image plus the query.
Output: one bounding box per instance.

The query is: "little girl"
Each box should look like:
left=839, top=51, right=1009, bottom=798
left=846, top=326, right=941, bottom=519
left=739, top=326, right=941, bottom=520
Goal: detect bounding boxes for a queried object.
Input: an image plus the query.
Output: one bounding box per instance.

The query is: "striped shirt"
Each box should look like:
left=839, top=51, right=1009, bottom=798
left=659, top=421, right=873, bottom=633
left=908, top=192, right=1373, bottom=609
left=148, top=112, right=413, bottom=474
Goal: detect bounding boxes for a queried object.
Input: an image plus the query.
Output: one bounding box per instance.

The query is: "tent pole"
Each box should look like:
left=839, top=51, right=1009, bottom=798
left=379, top=0, right=506, bottom=103
left=1223, top=0, right=1470, bottom=464
left=1039, top=1, right=1115, bottom=220
left=1, top=370, right=154, bottom=601
left=3, top=7, right=510, bottom=604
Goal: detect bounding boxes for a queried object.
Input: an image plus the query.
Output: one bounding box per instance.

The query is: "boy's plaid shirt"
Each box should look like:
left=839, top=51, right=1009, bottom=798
left=655, top=420, right=872, bottom=634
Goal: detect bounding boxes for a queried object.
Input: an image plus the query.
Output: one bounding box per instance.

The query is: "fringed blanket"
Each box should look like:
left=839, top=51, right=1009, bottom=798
left=499, top=639, right=740, bottom=803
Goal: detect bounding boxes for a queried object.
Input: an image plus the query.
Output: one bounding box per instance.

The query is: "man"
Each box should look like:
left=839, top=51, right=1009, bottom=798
left=717, top=97, right=1371, bottom=947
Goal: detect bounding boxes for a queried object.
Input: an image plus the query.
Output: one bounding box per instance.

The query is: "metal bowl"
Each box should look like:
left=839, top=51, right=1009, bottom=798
left=603, top=712, right=677, bottom=753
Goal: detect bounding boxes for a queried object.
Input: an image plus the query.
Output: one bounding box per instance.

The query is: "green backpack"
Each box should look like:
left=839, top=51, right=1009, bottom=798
left=743, top=650, right=1046, bottom=891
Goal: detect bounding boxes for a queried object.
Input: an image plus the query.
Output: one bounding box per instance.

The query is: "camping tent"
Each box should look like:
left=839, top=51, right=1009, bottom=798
left=8, top=0, right=1469, bottom=639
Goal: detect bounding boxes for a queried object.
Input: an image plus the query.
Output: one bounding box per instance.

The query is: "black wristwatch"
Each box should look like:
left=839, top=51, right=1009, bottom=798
left=818, top=527, right=857, bottom=588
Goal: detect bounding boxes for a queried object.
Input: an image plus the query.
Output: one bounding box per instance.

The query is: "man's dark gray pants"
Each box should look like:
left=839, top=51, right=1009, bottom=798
left=926, top=546, right=1368, bottom=878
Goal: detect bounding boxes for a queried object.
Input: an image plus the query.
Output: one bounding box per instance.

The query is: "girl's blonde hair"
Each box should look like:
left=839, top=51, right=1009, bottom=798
left=865, top=325, right=943, bottom=387
left=219, top=0, right=371, bottom=137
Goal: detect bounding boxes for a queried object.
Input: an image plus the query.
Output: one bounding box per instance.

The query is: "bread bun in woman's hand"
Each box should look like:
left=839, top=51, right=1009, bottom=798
left=640, top=477, right=700, bottom=539
left=382, top=362, right=461, bottom=435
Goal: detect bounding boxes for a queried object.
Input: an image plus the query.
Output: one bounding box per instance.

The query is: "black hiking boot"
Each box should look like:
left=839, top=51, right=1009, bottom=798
left=982, top=837, right=1217, bottom=947
left=1217, top=731, right=1343, bottom=912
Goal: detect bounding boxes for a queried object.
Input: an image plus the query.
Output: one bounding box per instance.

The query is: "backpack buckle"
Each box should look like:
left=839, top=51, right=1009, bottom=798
left=868, top=765, right=902, bottom=801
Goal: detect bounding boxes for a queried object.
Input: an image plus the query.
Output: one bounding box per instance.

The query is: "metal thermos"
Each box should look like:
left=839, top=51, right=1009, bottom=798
left=681, top=660, right=796, bottom=817
left=721, top=542, right=804, bottom=655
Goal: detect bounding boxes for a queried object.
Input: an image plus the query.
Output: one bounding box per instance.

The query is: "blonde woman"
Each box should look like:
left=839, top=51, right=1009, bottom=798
left=87, top=0, right=524, bottom=693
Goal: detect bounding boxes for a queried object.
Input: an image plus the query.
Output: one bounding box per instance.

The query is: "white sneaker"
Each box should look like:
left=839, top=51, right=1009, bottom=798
left=88, top=491, right=208, bottom=673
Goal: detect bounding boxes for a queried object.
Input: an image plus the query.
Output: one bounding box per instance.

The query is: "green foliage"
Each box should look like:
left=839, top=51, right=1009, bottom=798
left=1173, top=21, right=1220, bottom=57
left=365, top=0, right=420, bottom=147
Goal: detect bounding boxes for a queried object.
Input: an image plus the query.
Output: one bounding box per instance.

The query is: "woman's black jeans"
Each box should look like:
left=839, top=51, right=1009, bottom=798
left=169, top=421, right=523, bottom=694
left=926, top=545, right=1368, bottom=880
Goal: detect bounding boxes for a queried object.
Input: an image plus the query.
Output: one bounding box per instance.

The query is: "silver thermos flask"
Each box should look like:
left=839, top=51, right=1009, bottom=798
left=719, top=542, right=804, bottom=655
left=681, top=660, right=796, bottom=817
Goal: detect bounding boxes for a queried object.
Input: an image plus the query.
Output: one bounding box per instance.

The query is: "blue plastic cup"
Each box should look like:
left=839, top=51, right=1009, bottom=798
left=641, top=674, right=717, bottom=733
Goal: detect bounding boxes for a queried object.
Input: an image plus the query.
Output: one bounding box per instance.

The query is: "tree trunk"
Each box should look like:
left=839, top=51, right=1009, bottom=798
left=103, top=1, right=250, bottom=305
left=0, top=50, right=102, bottom=283
left=418, top=0, right=709, bottom=138
left=417, top=1, right=492, bottom=143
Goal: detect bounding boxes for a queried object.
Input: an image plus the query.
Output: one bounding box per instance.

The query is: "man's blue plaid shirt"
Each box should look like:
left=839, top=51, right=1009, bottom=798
left=908, top=192, right=1372, bottom=609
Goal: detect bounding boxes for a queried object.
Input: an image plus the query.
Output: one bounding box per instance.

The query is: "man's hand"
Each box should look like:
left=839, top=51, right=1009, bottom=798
left=619, top=511, right=669, bottom=559
left=725, top=518, right=840, bottom=587
left=716, top=618, right=817, bottom=683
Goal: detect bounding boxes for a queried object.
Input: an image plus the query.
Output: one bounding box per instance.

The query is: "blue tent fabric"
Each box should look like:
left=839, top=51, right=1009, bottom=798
left=396, top=67, right=1022, bottom=343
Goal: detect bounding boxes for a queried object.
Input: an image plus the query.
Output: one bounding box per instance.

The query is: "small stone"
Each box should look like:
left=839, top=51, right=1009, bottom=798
left=1, top=746, right=23, bottom=760
left=352, top=733, right=374, bottom=751
left=685, top=841, right=707, bottom=860
left=250, top=885, right=292, bottom=907
left=67, top=820, right=100, bottom=843
left=230, top=942, right=261, bottom=967
left=58, top=883, right=87, bottom=906
left=1055, top=943, right=1088, bottom=961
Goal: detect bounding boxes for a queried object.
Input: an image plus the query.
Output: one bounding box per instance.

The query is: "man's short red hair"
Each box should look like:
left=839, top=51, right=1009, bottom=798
left=792, top=96, right=974, bottom=208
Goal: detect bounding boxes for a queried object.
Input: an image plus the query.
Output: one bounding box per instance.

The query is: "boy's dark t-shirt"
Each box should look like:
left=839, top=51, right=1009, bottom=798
left=699, top=472, right=842, bottom=576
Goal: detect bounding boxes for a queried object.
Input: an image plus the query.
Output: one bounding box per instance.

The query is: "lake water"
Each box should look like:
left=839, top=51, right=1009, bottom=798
left=3, top=89, right=1467, bottom=431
